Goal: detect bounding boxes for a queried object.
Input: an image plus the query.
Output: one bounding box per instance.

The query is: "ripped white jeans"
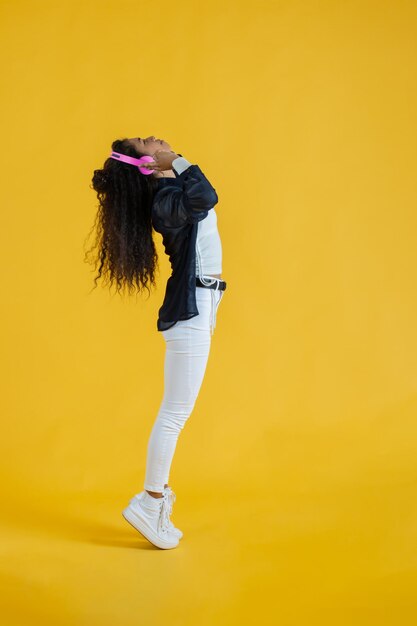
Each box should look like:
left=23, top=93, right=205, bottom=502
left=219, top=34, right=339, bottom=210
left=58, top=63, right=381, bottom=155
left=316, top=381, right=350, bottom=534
left=144, top=278, right=225, bottom=492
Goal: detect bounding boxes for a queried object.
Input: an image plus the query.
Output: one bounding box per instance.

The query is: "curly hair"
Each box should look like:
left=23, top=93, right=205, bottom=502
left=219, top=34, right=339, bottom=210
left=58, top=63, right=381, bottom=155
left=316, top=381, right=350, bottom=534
left=84, top=138, right=161, bottom=299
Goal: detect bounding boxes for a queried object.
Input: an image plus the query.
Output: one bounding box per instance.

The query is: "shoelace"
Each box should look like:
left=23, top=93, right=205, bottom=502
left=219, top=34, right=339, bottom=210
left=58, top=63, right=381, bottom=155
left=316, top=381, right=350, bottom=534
left=158, top=491, right=173, bottom=534
left=165, top=486, right=176, bottom=517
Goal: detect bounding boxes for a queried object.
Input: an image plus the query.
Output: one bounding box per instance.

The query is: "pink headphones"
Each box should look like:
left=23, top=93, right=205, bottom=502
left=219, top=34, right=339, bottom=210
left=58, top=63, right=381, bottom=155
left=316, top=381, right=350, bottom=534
left=109, top=151, right=155, bottom=175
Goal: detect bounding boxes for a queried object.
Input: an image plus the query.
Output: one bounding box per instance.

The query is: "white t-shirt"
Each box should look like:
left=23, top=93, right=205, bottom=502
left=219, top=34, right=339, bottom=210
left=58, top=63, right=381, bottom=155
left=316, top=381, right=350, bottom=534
left=195, top=208, right=222, bottom=276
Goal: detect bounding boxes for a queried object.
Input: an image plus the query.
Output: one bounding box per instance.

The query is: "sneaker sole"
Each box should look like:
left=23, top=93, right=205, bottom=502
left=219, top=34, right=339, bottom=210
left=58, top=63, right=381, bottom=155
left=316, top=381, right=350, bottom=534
left=122, top=505, right=179, bottom=550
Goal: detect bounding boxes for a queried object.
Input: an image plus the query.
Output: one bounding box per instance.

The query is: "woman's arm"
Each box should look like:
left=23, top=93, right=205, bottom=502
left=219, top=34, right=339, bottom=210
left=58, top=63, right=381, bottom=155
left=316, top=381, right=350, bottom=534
left=152, top=158, right=218, bottom=228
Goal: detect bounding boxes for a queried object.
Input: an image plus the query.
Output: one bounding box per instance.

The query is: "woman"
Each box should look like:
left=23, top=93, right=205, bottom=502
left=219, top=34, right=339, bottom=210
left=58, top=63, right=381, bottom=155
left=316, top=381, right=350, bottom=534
left=88, top=136, right=226, bottom=549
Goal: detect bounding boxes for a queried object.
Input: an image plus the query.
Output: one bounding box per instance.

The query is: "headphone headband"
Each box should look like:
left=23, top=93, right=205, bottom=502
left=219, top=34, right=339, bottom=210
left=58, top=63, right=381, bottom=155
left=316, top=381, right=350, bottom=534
left=109, top=151, right=155, bottom=175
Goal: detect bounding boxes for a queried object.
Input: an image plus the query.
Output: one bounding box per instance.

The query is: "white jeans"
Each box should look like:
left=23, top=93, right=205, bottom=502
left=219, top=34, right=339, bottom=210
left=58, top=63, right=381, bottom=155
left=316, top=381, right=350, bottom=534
left=144, top=279, right=225, bottom=492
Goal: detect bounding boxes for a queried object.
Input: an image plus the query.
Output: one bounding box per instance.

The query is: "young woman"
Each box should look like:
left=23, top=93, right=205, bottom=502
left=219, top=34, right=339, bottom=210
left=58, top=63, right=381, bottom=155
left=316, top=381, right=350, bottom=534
left=88, top=136, right=226, bottom=550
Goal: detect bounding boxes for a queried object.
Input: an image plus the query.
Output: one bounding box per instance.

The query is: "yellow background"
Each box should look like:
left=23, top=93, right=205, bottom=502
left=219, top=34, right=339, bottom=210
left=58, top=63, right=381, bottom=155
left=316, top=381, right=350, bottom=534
left=1, top=0, right=417, bottom=624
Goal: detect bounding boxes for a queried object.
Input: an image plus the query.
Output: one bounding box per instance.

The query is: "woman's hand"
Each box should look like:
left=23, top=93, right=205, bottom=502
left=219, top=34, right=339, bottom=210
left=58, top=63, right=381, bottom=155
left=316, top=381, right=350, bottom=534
left=141, top=150, right=180, bottom=172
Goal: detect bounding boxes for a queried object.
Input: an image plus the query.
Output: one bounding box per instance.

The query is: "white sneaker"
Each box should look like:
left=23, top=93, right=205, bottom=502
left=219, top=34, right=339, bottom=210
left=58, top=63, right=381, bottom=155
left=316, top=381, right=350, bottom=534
left=122, top=490, right=179, bottom=549
left=128, top=488, right=183, bottom=540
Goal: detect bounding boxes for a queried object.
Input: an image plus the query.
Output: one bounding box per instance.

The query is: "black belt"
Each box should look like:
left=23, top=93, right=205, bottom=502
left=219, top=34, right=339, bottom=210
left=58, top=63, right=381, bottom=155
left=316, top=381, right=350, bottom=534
left=196, top=276, right=227, bottom=291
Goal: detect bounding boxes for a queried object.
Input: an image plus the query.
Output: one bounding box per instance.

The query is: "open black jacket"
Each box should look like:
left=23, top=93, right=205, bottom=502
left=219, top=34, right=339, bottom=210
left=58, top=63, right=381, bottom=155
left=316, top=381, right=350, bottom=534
left=151, top=156, right=219, bottom=331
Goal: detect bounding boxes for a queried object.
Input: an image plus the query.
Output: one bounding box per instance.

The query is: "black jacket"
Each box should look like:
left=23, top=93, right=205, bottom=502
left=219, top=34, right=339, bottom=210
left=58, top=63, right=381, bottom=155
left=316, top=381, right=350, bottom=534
left=151, top=156, right=219, bottom=331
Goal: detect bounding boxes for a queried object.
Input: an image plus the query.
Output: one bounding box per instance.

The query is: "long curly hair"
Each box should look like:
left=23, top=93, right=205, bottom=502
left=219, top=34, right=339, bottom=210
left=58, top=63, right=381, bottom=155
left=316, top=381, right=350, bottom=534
left=84, top=138, right=160, bottom=298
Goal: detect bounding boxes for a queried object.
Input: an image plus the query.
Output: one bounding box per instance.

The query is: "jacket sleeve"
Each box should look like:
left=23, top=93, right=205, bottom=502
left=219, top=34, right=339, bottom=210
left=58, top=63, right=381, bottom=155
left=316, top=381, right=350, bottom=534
left=152, top=156, right=219, bottom=228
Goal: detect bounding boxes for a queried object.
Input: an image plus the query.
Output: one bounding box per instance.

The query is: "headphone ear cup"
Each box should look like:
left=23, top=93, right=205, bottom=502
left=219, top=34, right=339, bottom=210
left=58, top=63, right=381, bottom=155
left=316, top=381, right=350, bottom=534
left=137, top=155, right=155, bottom=175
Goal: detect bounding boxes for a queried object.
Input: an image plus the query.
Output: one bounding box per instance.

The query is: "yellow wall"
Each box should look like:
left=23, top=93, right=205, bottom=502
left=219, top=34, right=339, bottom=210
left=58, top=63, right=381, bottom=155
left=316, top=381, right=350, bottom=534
left=1, top=0, right=416, bottom=624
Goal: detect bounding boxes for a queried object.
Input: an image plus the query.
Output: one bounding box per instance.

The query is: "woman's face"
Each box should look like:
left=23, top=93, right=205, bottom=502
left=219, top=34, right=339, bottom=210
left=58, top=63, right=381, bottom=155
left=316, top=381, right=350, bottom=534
left=127, top=136, right=172, bottom=155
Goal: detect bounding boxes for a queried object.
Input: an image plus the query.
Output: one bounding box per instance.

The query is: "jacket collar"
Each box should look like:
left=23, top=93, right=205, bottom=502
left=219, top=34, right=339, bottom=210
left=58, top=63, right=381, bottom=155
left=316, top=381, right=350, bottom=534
left=155, top=176, right=182, bottom=187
